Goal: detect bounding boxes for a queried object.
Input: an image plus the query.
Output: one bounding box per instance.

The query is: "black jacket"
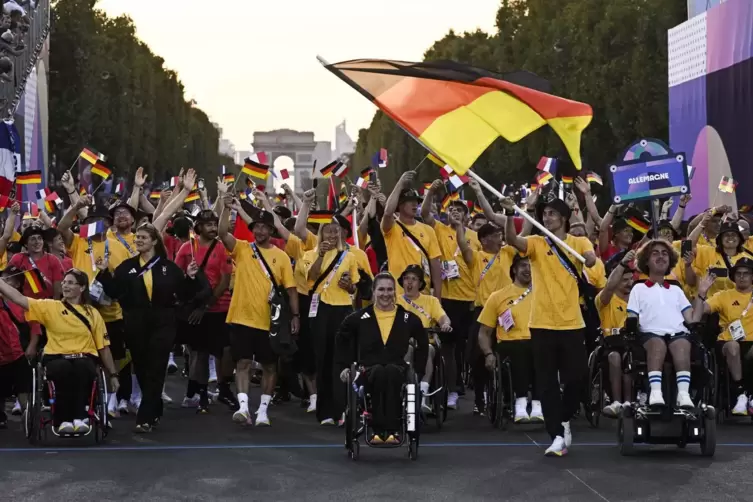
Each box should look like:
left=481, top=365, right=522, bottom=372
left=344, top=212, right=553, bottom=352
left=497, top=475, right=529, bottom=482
left=335, top=304, right=428, bottom=374
left=97, top=255, right=210, bottom=312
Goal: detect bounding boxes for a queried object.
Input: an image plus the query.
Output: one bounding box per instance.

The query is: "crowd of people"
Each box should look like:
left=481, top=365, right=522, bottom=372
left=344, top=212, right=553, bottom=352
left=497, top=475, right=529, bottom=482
left=0, top=162, right=751, bottom=457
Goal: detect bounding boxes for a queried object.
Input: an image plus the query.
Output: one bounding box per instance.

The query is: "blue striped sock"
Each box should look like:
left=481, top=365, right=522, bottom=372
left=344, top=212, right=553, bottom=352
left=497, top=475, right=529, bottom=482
left=648, top=371, right=662, bottom=391
left=676, top=371, right=691, bottom=393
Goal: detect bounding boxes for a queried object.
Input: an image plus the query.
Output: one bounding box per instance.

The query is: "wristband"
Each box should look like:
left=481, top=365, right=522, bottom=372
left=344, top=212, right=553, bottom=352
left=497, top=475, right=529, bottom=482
left=504, top=208, right=515, bottom=216
left=526, top=208, right=535, bottom=213
left=679, top=205, right=686, bottom=209
left=697, top=295, right=707, bottom=302
left=67, top=190, right=75, bottom=195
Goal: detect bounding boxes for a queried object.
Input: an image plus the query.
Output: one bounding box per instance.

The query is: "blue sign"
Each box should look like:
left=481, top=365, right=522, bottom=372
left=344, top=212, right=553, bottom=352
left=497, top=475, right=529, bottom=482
left=609, top=139, right=689, bottom=204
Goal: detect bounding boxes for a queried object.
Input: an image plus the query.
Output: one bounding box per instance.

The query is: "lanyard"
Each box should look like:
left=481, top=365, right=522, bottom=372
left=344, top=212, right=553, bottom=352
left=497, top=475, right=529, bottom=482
left=478, top=251, right=499, bottom=285
left=137, top=256, right=160, bottom=278
left=114, top=232, right=137, bottom=256
left=545, top=237, right=579, bottom=282
left=509, top=286, right=532, bottom=307
left=741, top=292, right=753, bottom=318
left=88, top=239, right=109, bottom=272
left=251, top=243, right=273, bottom=284
left=320, top=250, right=348, bottom=293
left=402, top=294, right=431, bottom=322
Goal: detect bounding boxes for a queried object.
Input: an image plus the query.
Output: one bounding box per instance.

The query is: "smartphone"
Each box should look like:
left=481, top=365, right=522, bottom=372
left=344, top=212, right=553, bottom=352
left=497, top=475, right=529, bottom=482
left=681, top=239, right=692, bottom=257
left=198, top=178, right=205, bottom=190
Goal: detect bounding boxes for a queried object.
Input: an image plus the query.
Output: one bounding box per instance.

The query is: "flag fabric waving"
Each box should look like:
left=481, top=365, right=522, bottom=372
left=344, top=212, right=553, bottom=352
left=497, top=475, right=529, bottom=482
left=321, top=58, right=592, bottom=174
left=16, top=170, right=42, bottom=185
left=536, top=156, right=558, bottom=174
left=243, top=159, right=270, bottom=180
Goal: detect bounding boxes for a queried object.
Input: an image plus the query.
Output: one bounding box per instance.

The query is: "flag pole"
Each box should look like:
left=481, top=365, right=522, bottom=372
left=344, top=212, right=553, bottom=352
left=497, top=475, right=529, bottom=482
left=352, top=203, right=360, bottom=249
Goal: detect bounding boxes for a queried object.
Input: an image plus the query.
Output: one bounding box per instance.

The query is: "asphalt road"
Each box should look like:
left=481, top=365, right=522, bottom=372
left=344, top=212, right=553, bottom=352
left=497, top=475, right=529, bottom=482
left=3, top=374, right=753, bottom=502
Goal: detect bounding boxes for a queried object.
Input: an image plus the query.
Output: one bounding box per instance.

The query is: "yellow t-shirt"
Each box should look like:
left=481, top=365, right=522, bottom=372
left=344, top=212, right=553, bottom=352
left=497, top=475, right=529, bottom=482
left=433, top=222, right=475, bottom=302
left=524, top=234, right=594, bottom=330
left=745, top=236, right=753, bottom=252
left=285, top=234, right=316, bottom=296
left=471, top=246, right=517, bottom=307
left=595, top=291, right=628, bottom=336
left=693, top=245, right=748, bottom=297
left=139, top=257, right=153, bottom=301
left=375, top=307, right=397, bottom=344
left=477, top=284, right=532, bottom=342
left=397, top=293, right=446, bottom=329
left=227, top=240, right=295, bottom=330
left=69, top=235, right=131, bottom=322
left=349, top=246, right=374, bottom=279
left=25, top=298, right=108, bottom=356
left=585, top=258, right=607, bottom=290
left=698, top=232, right=714, bottom=248
left=466, top=228, right=482, bottom=252
left=301, top=248, right=359, bottom=306
left=107, top=230, right=138, bottom=259
left=707, top=289, right=753, bottom=342
left=382, top=220, right=441, bottom=294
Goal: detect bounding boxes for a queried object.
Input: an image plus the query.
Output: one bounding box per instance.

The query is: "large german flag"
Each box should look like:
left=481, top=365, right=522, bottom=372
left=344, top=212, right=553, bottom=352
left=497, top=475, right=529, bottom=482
left=320, top=58, right=592, bottom=173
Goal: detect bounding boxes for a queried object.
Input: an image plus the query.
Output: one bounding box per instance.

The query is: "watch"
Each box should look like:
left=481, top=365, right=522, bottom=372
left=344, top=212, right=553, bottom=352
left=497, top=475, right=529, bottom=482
left=505, top=208, right=515, bottom=216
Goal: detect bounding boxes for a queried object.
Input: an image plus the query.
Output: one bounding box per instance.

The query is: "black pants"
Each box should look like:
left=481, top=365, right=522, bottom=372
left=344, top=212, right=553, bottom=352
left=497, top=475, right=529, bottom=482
left=293, top=294, right=316, bottom=376
left=311, top=303, right=353, bottom=422
left=44, top=356, right=96, bottom=425
left=496, top=340, right=537, bottom=399
left=441, top=299, right=473, bottom=392
left=467, top=306, right=488, bottom=407
left=531, top=328, right=587, bottom=439
left=367, top=364, right=404, bottom=432
left=125, top=309, right=176, bottom=425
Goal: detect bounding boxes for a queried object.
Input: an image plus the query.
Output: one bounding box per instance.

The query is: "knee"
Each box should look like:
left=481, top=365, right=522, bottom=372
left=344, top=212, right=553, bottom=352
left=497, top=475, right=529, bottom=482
left=236, top=359, right=252, bottom=373
left=607, top=351, right=622, bottom=368
left=262, top=363, right=277, bottom=375
left=428, top=345, right=435, bottom=359
left=725, top=341, right=741, bottom=359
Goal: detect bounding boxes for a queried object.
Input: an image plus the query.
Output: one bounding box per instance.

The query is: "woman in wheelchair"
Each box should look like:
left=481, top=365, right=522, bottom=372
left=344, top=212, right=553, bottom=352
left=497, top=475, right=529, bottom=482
left=396, top=265, right=451, bottom=413
left=597, top=250, right=636, bottom=417
left=336, top=273, right=428, bottom=445
left=0, top=268, right=119, bottom=434
left=627, top=240, right=696, bottom=409
left=692, top=258, right=753, bottom=415
left=477, top=255, right=543, bottom=423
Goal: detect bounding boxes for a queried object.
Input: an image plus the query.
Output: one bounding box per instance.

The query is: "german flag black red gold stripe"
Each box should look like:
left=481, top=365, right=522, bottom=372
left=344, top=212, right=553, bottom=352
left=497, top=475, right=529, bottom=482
left=321, top=59, right=592, bottom=173
left=16, top=170, right=42, bottom=185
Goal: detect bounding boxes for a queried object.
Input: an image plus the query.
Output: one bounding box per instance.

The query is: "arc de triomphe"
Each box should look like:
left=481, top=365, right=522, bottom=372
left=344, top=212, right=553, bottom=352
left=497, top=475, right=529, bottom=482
left=252, top=129, right=322, bottom=193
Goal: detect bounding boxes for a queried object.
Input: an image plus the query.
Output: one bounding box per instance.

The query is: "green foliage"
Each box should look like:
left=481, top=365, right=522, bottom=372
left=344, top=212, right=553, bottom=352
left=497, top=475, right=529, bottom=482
left=49, top=0, right=236, bottom=185
left=352, top=0, right=686, bottom=196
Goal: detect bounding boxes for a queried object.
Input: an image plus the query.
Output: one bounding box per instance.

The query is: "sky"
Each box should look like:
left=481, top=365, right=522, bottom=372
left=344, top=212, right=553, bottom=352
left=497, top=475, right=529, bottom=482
left=98, top=0, right=500, bottom=151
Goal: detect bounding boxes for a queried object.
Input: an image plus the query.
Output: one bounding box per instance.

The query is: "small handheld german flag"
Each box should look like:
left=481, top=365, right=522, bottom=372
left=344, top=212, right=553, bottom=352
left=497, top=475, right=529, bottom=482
left=561, top=175, right=573, bottom=185
left=16, top=170, right=42, bottom=185
left=242, top=159, right=270, bottom=180
left=91, top=161, right=112, bottom=179
left=319, top=160, right=339, bottom=179
left=184, top=190, right=200, bottom=203
left=222, top=173, right=235, bottom=184
left=24, top=269, right=45, bottom=294
left=79, top=147, right=104, bottom=166
left=718, top=176, right=737, bottom=194
left=535, top=170, right=553, bottom=186
left=624, top=208, right=650, bottom=234
left=586, top=172, right=603, bottom=186
left=149, top=190, right=161, bottom=201
left=308, top=210, right=334, bottom=225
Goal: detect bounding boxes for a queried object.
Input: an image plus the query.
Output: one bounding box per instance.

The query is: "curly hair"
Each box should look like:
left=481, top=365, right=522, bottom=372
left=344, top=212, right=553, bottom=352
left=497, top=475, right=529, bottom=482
left=635, top=239, right=678, bottom=275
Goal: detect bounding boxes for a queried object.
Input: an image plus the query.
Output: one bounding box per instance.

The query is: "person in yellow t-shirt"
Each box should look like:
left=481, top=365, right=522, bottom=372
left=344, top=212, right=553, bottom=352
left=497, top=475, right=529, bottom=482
left=502, top=194, right=597, bottom=457
left=396, top=264, right=450, bottom=414
left=0, top=268, right=118, bottom=435
left=477, top=255, right=544, bottom=424
left=693, top=258, right=753, bottom=416
left=219, top=196, right=299, bottom=428
left=690, top=221, right=751, bottom=298
left=594, top=250, right=636, bottom=418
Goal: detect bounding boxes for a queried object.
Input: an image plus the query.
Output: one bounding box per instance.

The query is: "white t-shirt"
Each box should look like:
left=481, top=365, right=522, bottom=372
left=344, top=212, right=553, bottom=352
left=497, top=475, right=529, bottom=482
left=627, top=282, right=691, bottom=336
left=3, top=2, right=25, bottom=15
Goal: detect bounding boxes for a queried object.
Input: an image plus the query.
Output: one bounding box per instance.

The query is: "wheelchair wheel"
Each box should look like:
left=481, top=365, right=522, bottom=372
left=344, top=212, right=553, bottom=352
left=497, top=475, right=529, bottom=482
left=586, top=348, right=603, bottom=429
left=495, top=358, right=508, bottom=431
left=94, top=368, right=109, bottom=443
left=349, top=440, right=360, bottom=461
left=344, top=365, right=357, bottom=451
left=617, top=414, right=634, bottom=456
left=486, top=357, right=499, bottom=427
left=26, top=365, right=41, bottom=445
left=408, top=439, right=418, bottom=461
left=432, top=355, right=447, bottom=429
left=701, top=407, right=717, bottom=457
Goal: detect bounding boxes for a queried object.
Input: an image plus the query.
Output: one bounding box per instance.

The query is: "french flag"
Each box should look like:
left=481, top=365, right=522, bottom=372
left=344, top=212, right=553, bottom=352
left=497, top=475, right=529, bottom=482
left=372, top=148, right=388, bottom=169
left=79, top=220, right=106, bottom=239
left=536, top=156, right=558, bottom=175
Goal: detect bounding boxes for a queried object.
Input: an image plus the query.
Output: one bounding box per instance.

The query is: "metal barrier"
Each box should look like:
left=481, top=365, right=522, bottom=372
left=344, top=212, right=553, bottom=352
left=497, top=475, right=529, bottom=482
left=0, top=0, right=51, bottom=117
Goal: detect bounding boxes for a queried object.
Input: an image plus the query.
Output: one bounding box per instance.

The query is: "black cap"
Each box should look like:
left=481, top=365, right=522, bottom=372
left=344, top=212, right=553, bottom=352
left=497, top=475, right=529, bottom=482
left=193, top=209, right=218, bottom=229
left=731, top=257, right=753, bottom=276
left=109, top=202, right=137, bottom=221
left=82, top=206, right=113, bottom=224
left=716, top=221, right=744, bottom=248
left=273, top=206, right=292, bottom=220
left=536, top=197, right=572, bottom=221
left=20, top=226, right=45, bottom=247
left=398, top=264, right=426, bottom=291
left=398, top=189, right=421, bottom=205
left=477, top=222, right=502, bottom=240
left=334, top=213, right=352, bottom=239
left=249, top=210, right=278, bottom=236
left=612, top=218, right=630, bottom=234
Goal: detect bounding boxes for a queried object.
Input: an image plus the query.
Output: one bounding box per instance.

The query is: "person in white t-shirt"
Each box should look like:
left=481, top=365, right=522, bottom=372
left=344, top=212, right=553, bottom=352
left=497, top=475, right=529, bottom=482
left=627, top=239, right=695, bottom=408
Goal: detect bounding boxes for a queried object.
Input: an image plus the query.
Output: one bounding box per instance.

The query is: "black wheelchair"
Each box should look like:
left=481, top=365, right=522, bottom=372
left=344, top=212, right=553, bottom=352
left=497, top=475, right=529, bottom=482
left=617, top=320, right=717, bottom=456
left=25, top=356, right=110, bottom=445
left=585, top=329, right=628, bottom=429
left=421, top=328, right=448, bottom=430
left=485, top=352, right=514, bottom=430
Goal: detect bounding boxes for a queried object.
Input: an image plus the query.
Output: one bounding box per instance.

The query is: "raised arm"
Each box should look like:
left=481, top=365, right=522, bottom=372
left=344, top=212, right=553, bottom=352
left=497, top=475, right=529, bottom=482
left=450, top=210, right=473, bottom=265
left=599, top=204, right=620, bottom=257
left=574, top=177, right=602, bottom=227
left=0, top=275, right=29, bottom=310
left=0, top=202, right=19, bottom=255
left=294, top=189, right=316, bottom=242
left=691, top=273, right=715, bottom=323
left=671, top=194, right=691, bottom=231
left=60, top=170, right=87, bottom=220
left=468, top=179, right=505, bottom=227
left=58, top=195, right=91, bottom=248
left=128, top=167, right=146, bottom=212
left=420, top=179, right=443, bottom=227
left=280, top=183, right=302, bottom=213
left=218, top=194, right=237, bottom=252
left=153, top=169, right=197, bottom=233
left=499, top=197, right=527, bottom=254
left=381, top=170, right=415, bottom=233
left=256, top=189, right=290, bottom=241
left=600, top=250, right=635, bottom=306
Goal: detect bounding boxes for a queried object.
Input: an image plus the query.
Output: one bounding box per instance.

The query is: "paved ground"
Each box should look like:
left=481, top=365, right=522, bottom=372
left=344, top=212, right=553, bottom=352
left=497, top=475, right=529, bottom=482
left=3, top=375, right=753, bottom=502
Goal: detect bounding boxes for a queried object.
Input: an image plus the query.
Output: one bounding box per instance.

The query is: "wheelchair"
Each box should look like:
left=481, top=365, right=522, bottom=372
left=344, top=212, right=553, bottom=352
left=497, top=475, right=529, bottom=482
left=617, top=319, right=717, bottom=456
left=421, top=328, right=448, bottom=430
left=485, top=352, right=514, bottom=430
left=25, top=356, right=110, bottom=445
left=344, top=360, right=421, bottom=461
left=585, top=329, right=628, bottom=429
left=712, top=341, right=753, bottom=424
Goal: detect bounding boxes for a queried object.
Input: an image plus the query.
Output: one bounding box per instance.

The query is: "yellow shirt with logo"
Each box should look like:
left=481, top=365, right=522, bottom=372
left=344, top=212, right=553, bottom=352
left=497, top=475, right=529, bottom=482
left=693, top=245, right=748, bottom=297
left=375, top=307, right=397, bottom=344
left=432, top=221, right=475, bottom=302
left=466, top=228, right=482, bottom=252
left=471, top=246, right=517, bottom=307
left=25, top=299, right=108, bottom=356
left=227, top=240, right=295, bottom=330
left=707, top=289, right=753, bottom=342
left=524, top=234, right=594, bottom=330
left=585, top=258, right=607, bottom=290
left=477, top=284, right=532, bottom=342
left=397, top=293, right=446, bottom=329
left=382, top=220, right=441, bottom=294
left=595, top=291, right=628, bottom=335
left=301, top=248, right=359, bottom=307
left=285, top=233, right=317, bottom=296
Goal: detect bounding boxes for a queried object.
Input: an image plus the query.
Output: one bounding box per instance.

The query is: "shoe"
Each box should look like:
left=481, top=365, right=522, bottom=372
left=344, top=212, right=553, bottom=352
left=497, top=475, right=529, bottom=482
left=134, top=423, right=152, bottom=433
left=562, top=421, right=572, bottom=448
left=217, top=392, right=240, bottom=411
left=161, top=391, right=173, bottom=404
left=129, top=396, right=141, bottom=412
left=181, top=395, right=200, bottom=408
left=272, top=391, right=291, bottom=405
left=385, top=434, right=399, bottom=445
left=544, top=436, right=568, bottom=457
left=338, top=412, right=346, bottom=427
left=602, top=401, right=623, bottom=418
left=208, top=357, right=218, bottom=383
left=514, top=397, right=529, bottom=423
left=307, top=395, right=317, bottom=413
left=117, top=399, right=129, bottom=415
left=447, top=392, right=458, bottom=410
left=73, top=419, right=90, bottom=433
left=421, top=397, right=432, bottom=414
left=529, top=400, right=544, bottom=422
left=676, top=391, right=694, bottom=409
left=748, top=397, right=753, bottom=415
left=233, top=409, right=250, bottom=424
left=473, top=403, right=485, bottom=416
left=732, top=394, right=748, bottom=416
left=197, top=405, right=210, bottom=415
left=320, top=418, right=335, bottom=426
left=107, top=393, right=118, bottom=418
left=11, top=399, right=22, bottom=416
left=167, top=354, right=178, bottom=374
left=58, top=422, right=75, bottom=434
left=151, top=417, right=161, bottom=428
left=371, top=433, right=384, bottom=444
left=255, top=407, right=270, bottom=426
left=648, top=390, right=665, bottom=406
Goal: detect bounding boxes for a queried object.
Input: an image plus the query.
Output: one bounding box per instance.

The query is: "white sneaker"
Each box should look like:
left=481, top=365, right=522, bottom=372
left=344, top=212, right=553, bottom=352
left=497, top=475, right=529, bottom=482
left=208, top=357, right=218, bottom=383
left=255, top=407, right=270, bottom=426
left=73, top=419, right=90, bottom=433
left=544, top=436, right=568, bottom=457
left=529, top=400, right=544, bottom=422
left=207, top=389, right=219, bottom=403
left=338, top=412, right=346, bottom=427
left=161, top=391, right=173, bottom=404
left=649, top=390, right=665, bottom=406
left=320, top=418, right=335, bottom=426
left=58, top=421, right=74, bottom=434
left=676, top=391, right=694, bottom=409
left=732, top=394, right=748, bottom=415
left=233, top=408, right=250, bottom=423
left=562, top=421, right=572, bottom=448
left=167, top=353, right=178, bottom=373
left=11, top=399, right=22, bottom=415
left=307, top=394, right=317, bottom=413
left=107, top=393, right=118, bottom=417
left=181, top=395, right=200, bottom=408
left=421, top=397, right=432, bottom=414
left=514, top=397, right=529, bottom=423
left=602, top=401, right=622, bottom=418
left=117, top=399, right=129, bottom=414
left=447, top=392, right=458, bottom=410
left=129, top=392, right=142, bottom=412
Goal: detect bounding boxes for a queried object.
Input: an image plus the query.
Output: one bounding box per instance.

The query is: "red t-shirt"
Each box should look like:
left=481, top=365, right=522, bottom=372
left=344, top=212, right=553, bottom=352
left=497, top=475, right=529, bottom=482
left=163, top=234, right=184, bottom=261
left=175, top=239, right=233, bottom=312
left=61, top=255, right=73, bottom=272
left=8, top=253, right=65, bottom=299
left=0, top=302, right=23, bottom=365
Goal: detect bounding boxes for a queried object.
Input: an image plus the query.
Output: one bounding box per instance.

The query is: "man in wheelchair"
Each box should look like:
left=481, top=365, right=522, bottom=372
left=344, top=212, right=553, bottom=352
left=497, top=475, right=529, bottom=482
left=336, top=273, right=428, bottom=445
left=626, top=240, right=696, bottom=409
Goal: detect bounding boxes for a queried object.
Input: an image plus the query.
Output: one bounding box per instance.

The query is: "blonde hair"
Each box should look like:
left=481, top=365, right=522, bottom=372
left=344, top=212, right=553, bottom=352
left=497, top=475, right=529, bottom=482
left=315, top=221, right=345, bottom=252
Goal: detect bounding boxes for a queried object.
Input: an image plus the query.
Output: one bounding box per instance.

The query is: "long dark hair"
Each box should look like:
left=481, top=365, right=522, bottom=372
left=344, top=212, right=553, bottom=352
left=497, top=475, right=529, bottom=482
left=137, top=223, right=167, bottom=259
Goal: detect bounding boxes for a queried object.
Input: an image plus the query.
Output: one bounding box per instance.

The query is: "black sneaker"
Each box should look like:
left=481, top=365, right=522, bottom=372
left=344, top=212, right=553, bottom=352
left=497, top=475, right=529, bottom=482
left=197, top=405, right=209, bottom=414
left=271, top=392, right=290, bottom=405
left=134, top=423, right=152, bottom=433
left=151, top=417, right=161, bottom=428
left=217, top=392, right=239, bottom=411
left=473, top=404, right=486, bottom=416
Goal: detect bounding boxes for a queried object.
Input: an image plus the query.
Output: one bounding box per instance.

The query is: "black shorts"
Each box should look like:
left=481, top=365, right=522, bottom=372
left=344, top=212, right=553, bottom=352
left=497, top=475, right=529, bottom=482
left=229, top=324, right=277, bottom=365
left=440, top=299, right=473, bottom=345
left=0, top=356, right=32, bottom=397
left=105, top=319, right=127, bottom=360
left=180, top=311, right=230, bottom=357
